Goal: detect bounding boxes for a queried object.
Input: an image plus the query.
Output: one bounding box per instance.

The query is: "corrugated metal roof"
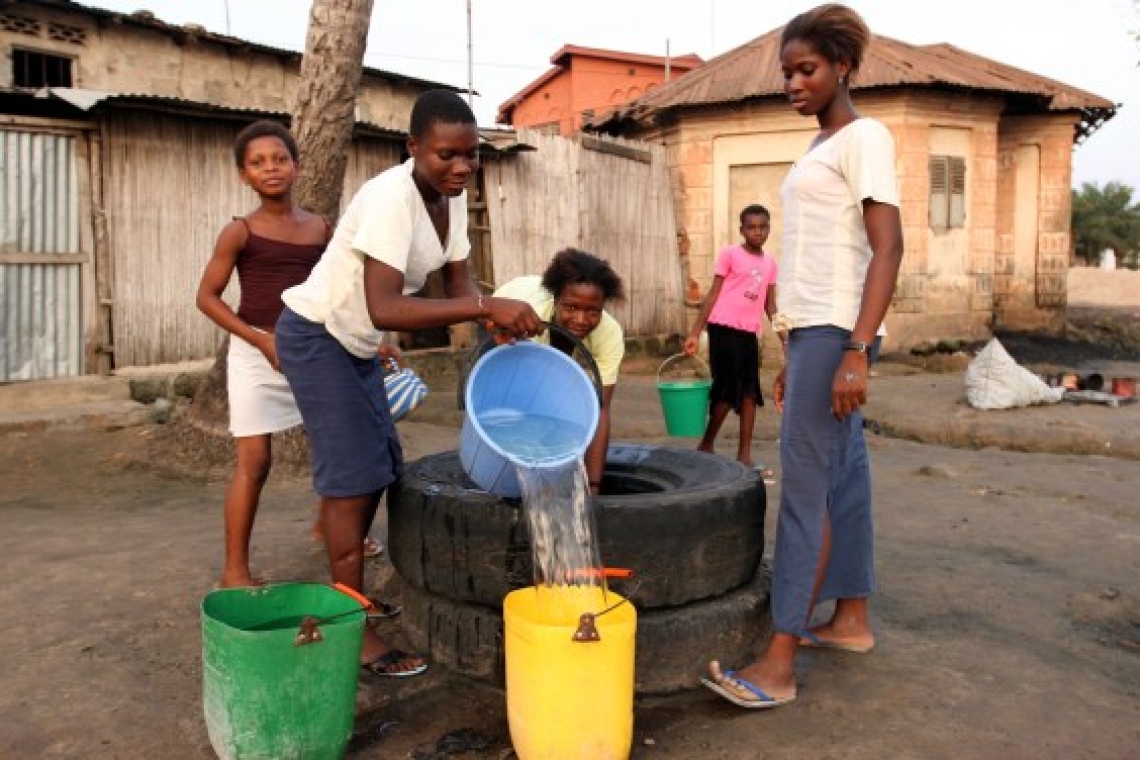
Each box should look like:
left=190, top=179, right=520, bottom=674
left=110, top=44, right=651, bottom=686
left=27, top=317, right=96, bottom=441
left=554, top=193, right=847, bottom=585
left=2, top=87, right=535, bottom=153
left=53, top=0, right=460, bottom=92
left=497, top=44, right=703, bottom=124
left=588, top=28, right=1116, bottom=138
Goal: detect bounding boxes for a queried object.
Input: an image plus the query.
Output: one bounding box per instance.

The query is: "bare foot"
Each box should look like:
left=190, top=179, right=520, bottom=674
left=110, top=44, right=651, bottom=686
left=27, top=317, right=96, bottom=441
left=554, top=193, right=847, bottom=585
left=216, top=573, right=267, bottom=589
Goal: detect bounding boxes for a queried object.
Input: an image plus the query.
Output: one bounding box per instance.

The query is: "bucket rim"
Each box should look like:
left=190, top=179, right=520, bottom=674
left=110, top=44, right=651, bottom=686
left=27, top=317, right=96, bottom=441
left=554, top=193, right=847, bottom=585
left=463, top=342, right=600, bottom=468
left=201, top=581, right=367, bottom=633
left=657, top=353, right=711, bottom=385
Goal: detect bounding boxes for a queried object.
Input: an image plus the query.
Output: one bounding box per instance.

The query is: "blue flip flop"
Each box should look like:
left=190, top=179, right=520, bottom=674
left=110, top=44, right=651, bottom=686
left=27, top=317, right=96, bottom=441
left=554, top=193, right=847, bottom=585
left=798, top=629, right=874, bottom=653
left=701, top=662, right=795, bottom=709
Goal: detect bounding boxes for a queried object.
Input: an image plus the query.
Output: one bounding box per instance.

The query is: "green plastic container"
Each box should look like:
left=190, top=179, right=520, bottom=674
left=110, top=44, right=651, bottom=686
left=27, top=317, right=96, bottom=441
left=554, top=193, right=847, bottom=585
left=201, top=583, right=366, bottom=760
left=656, top=354, right=712, bottom=437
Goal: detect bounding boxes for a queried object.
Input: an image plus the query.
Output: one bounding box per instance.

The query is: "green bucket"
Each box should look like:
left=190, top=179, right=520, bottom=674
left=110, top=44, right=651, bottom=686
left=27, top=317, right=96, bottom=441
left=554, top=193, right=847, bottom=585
left=201, top=582, right=367, bottom=760
left=656, top=353, right=712, bottom=437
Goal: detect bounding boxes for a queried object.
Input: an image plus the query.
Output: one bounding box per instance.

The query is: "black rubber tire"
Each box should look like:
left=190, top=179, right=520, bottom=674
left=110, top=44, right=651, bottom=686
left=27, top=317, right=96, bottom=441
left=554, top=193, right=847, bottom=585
left=397, top=568, right=772, bottom=695
left=388, top=444, right=765, bottom=609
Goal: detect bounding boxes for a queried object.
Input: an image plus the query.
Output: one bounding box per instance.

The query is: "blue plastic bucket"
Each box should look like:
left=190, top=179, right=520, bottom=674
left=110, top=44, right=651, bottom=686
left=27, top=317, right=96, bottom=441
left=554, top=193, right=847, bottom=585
left=460, top=341, right=600, bottom=498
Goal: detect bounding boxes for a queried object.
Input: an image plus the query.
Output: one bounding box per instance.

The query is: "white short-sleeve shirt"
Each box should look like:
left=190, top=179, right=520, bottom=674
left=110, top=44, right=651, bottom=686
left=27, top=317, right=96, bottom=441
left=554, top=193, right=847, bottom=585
left=778, top=118, right=899, bottom=333
left=282, top=158, right=470, bottom=358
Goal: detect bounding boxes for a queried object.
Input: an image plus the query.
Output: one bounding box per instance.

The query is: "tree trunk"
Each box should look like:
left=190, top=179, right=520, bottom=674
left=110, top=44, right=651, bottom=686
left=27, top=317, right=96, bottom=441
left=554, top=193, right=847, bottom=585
left=290, top=0, right=375, bottom=218
left=186, top=0, right=374, bottom=451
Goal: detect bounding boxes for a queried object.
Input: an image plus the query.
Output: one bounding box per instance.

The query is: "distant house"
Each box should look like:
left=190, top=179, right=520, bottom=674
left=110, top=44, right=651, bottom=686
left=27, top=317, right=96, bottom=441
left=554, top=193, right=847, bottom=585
left=496, top=44, right=702, bottom=135
left=587, top=28, right=1117, bottom=352
left=0, top=0, right=460, bottom=380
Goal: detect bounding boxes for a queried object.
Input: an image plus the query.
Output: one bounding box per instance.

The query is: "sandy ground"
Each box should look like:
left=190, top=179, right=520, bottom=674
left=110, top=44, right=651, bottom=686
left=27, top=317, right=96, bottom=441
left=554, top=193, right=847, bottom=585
left=2, top=336, right=1139, bottom=758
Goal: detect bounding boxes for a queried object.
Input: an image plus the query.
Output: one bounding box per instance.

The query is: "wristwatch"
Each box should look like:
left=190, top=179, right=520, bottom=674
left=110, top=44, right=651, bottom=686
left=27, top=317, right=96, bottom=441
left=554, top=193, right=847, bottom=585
left=844, top=339, right=871, bottom=354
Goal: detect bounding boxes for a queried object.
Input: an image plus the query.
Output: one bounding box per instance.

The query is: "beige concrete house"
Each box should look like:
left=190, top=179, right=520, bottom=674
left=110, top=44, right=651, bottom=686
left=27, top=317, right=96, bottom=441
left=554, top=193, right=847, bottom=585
left=588, top=27, right=1117, bottom=351
left=0, top=0, right=437, bottom=129
left=0, top=0, right=457, bottom=380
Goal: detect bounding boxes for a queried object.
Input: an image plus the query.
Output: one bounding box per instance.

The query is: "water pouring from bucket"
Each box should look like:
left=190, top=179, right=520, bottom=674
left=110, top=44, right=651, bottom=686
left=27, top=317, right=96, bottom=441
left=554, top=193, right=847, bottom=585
left=459, top=326, right=602, bottom=499
left=459, top=330, right=634, bottom=758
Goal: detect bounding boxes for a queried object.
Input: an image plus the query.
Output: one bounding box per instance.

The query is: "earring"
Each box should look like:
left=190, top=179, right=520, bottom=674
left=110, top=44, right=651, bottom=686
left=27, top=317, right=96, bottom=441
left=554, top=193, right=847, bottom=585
left=839, top=75, right=846, bottom=85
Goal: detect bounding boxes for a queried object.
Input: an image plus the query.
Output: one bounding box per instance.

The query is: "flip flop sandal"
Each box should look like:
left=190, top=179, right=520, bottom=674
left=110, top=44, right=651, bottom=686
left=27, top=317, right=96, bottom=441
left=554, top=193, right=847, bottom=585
left=701, top=661, right=795, bottom=709
left=361, top=649, right=428, bottom=678
left=366, top=598, right=403, bottom=619
left=798, top=629, right=874, bottom=653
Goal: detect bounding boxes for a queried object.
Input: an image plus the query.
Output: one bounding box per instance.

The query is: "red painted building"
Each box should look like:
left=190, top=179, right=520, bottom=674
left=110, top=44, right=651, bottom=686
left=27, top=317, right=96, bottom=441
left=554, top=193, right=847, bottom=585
left=496, top=44, right=702, bottom=134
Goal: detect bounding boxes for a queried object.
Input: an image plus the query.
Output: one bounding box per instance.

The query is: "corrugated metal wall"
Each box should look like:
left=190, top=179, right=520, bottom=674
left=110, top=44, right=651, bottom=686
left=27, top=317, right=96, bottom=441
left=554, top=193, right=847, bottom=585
left=484, top=129, right=686, bottom=337
left=103, top=112, right=402, bottom=367
left=0, top=128, right=85, bottom=380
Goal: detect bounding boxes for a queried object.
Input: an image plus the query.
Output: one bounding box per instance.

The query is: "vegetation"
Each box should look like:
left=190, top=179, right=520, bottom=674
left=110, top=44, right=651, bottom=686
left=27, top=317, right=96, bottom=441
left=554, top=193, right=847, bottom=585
left=1070, top=182, right=1140, bottom=269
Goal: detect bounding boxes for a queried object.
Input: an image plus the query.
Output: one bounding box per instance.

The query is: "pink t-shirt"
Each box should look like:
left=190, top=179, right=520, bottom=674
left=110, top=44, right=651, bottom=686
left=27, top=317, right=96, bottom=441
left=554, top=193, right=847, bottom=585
left=708, top=244, right=778, bottom=333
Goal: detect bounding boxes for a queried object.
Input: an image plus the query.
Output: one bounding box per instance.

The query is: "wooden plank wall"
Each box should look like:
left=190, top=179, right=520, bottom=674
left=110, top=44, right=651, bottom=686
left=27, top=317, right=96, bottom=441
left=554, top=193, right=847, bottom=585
left=104, top=111, right=401, bottom=367
left=484, top=129, right=686, bottom=337
left=104, top=112, right=248, bottom=366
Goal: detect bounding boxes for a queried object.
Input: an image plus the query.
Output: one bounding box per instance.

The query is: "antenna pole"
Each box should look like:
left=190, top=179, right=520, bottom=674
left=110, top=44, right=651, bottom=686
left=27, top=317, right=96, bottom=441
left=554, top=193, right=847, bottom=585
left=467, top=0, right=474, bottom=106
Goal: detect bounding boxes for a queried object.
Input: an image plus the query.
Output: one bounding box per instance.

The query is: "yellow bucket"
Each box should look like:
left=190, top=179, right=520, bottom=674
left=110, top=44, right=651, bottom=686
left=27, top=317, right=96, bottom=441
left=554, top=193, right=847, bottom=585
left=504, top=585, right=636, bottom=760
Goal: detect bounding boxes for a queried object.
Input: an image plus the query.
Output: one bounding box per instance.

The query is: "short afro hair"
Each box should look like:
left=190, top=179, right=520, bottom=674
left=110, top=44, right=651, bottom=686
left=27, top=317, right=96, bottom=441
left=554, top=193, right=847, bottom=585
left=409, top=89, right=477, bottom=139
left=541, top=248, right=625, bottom=302
left=740, top=204, right=771, bottom=225
left=233, top=120, right=298, bottom=168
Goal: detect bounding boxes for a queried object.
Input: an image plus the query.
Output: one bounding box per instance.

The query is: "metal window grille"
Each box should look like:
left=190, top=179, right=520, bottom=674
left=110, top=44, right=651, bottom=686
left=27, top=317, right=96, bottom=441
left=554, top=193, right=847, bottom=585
left=12, top=49, right=74, bottom=88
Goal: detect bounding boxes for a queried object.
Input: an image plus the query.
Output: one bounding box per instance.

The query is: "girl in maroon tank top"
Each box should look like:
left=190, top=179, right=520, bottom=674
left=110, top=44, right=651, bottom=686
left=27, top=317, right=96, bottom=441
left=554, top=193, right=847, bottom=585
left=195, top=121, right=333, bottom=589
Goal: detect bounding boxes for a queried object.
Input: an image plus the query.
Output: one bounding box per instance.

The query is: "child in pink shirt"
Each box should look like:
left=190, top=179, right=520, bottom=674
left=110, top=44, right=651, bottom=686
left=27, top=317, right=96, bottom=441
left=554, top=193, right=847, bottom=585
left=683, top=204, right=782, bottom=474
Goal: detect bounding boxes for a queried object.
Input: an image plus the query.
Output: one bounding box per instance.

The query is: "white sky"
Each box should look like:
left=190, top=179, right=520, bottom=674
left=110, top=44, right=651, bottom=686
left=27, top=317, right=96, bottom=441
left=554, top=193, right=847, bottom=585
left=82, top=0, right=1140, bottom=191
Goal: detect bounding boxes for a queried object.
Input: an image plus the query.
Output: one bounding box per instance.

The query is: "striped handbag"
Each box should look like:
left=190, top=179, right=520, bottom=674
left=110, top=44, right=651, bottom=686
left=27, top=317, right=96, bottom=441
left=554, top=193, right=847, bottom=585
left=383, top=363, right=429, bottom=422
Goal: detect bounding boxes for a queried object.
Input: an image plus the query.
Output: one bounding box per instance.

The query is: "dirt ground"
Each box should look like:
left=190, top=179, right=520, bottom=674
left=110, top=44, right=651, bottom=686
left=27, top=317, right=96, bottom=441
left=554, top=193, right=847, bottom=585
left=2, top=305, right=1139, bottom=759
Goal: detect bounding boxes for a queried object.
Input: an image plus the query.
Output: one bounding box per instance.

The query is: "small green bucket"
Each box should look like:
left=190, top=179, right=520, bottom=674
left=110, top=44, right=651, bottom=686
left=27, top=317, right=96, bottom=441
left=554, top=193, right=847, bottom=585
left=201, top=582, right=368, bottom=760
left=656, top=353, right=712, bottom=437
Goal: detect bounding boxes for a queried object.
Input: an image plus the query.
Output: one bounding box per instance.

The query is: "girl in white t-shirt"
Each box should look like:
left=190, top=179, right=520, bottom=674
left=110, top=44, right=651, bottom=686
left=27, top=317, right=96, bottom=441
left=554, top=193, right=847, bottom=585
left=702, top=3, right=904, bottom=709
left=276, top=90, right=541, bottom=679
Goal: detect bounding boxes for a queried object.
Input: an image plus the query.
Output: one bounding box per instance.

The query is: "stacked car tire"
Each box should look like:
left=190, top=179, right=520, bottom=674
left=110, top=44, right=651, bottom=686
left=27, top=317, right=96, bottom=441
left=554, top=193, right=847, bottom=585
left=387, top=443, right=770, bottom=694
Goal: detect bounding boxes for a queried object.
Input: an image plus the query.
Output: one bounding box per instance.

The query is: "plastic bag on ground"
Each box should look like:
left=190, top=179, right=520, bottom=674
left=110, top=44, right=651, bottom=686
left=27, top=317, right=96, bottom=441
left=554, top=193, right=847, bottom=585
left=964, top=338, right=1065, bottom=410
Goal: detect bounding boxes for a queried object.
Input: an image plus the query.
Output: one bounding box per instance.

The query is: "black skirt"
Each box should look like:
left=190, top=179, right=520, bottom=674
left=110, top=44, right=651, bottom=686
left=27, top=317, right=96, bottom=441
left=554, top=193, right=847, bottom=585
left=707, top=322, right=763, bottom=413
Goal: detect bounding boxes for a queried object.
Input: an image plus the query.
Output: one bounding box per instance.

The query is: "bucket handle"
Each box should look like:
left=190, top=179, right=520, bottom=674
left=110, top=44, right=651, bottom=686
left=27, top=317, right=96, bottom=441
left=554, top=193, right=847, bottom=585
left=656, top=353, right=711, bottom=386
left=571, top=571, right=641, bottom=644
left=294, top=583, right=374, bottom=647
left=457, top=320, right=603, bottom=411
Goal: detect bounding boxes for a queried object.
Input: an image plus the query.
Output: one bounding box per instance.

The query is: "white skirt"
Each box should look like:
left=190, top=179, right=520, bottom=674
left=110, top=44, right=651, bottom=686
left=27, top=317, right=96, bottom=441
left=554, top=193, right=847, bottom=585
left=227, top=331, right=303, bottom=437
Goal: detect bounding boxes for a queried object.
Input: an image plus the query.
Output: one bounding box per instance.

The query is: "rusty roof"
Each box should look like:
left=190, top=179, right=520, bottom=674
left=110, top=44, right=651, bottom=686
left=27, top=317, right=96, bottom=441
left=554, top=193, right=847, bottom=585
left=0, top=86, right=536, bottom=153
left=587, top=28, right=1116, bottom=142
left=28, top=0, right=462, bottom=93
left=497, top=43, right=703, bottom=124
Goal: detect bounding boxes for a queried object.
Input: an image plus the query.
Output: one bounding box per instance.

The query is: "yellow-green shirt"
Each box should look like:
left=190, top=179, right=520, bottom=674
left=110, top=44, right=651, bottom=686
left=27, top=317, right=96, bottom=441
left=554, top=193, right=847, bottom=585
left=493, top=275, right=624, bottom=386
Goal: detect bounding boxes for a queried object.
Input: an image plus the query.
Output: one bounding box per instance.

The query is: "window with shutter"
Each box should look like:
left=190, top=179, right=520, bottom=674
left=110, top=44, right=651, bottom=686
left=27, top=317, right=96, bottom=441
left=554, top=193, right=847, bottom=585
left=929, top=155, right=966, bottom=229
left=949, top=157, right=966, bottom=227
